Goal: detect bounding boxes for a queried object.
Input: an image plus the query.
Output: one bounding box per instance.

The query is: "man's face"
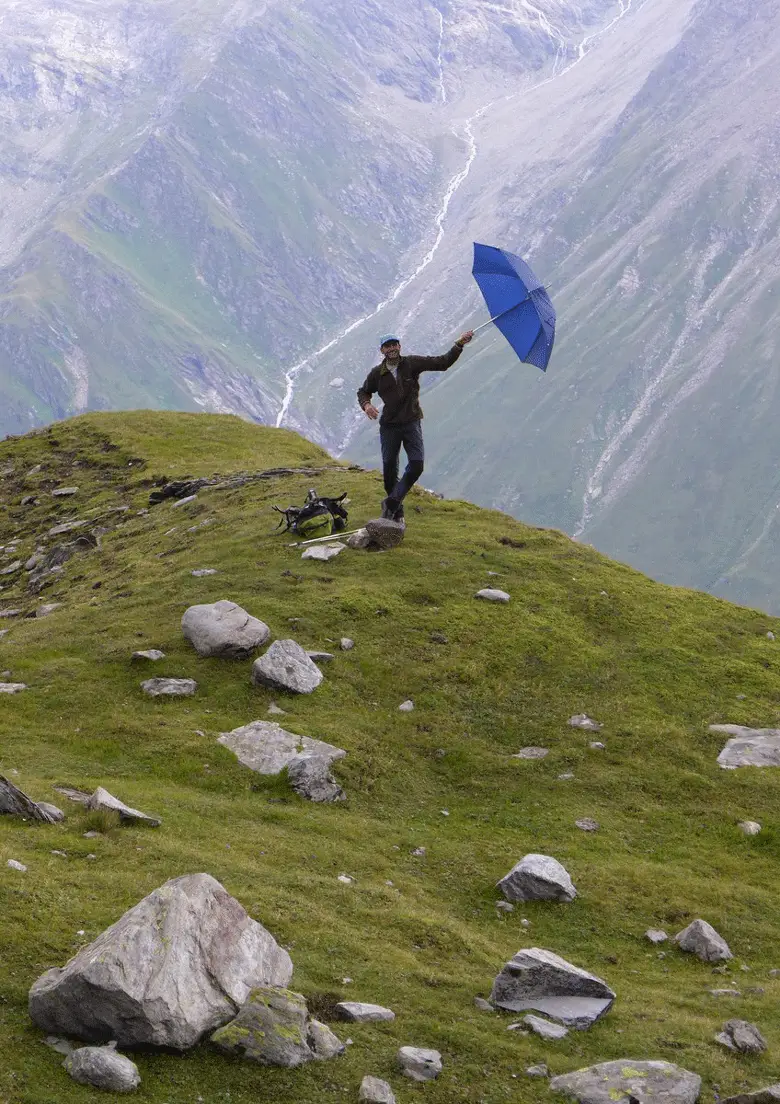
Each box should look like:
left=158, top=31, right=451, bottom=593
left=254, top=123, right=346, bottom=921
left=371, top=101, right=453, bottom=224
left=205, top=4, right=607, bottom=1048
left=381, top=340, right=401, bottom=362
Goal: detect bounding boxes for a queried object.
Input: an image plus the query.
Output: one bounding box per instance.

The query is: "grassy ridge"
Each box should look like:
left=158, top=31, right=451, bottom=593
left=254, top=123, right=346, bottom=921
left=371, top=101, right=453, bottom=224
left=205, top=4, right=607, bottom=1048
left=1, top=411, right=780, bottom=1103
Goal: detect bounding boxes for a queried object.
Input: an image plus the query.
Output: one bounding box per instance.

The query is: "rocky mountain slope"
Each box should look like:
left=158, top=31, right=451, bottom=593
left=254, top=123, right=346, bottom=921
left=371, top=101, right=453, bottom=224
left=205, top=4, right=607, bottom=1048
left=1, top=411, right=780, bottom=1102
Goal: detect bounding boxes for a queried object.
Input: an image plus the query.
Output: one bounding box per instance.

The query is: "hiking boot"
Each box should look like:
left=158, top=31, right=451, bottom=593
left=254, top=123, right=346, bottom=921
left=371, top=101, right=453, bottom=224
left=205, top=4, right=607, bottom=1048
left=381, top=496, right=399, bottom=520
left=393, top=505, right=405, bottom=527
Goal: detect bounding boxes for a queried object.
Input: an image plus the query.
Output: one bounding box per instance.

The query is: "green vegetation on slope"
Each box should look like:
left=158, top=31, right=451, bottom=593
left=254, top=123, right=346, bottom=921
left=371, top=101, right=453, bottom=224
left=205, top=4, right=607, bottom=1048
left=1, top=411, right=780, bottom=1104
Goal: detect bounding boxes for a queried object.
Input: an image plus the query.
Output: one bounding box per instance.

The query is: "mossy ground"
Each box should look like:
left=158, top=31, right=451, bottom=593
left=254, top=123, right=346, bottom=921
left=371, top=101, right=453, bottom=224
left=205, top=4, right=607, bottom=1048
left=1, top=411, right=780, bottom=1104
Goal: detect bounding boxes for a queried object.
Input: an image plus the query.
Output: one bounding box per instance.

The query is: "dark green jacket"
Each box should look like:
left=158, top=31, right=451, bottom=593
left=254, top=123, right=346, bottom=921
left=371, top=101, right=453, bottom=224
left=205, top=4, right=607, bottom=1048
left=356, top=344, right=464, bottom=425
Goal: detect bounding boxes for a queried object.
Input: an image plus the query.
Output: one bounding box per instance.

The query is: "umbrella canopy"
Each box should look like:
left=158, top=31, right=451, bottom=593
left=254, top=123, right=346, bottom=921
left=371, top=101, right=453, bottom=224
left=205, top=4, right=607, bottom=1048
left=472, top=242, right=556, bottom=371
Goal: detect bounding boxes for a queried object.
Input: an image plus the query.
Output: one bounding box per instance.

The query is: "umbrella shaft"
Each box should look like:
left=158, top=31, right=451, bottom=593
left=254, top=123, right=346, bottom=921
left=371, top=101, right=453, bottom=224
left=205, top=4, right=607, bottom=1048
left=472, top=293, right=531, bottom=335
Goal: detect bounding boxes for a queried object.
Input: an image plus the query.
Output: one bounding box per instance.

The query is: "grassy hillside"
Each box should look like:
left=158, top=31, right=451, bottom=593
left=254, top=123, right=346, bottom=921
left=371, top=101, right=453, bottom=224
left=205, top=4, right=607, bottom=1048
left=1, top=411, right=780, bottom=1104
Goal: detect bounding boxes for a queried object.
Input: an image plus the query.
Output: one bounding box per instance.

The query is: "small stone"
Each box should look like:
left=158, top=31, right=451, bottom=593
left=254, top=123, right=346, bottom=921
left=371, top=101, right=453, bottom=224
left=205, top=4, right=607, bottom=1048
left=131, top=650, right=166, bottom=662
left=338, top=874, right=354, bottom=885
left=710, top=989, right=742, bottom=997
left=768, top=632, right=776, bottom=641
left=7, top=859, right=27, bottom=871
left=738, top=821, right=762, bottom=836
left=51, top=850, right=68, bottom=858
left=474, top=997, right=494, bottom=1012
left=513, top=746, right=549, bottom=760
left=52, top=487, right=79, bottom=497
left=496, top=901, right=515, bottom=913
left=498, top=854, right=576, bottom=903
left=522, top=1013, right=569, bottom=1040
left=0, top=682, right=27, bottom=693
left=171, top=495, right=197, bottom=508
left=252, top=640, right=323, bottom=695
left=359, top=1075, right=396, bottom=1103
left=141, top=678, right=197, bottom=697
left=645, top=929, right=668, bottom=945
left=675, top=918, right=733, bottom=962
left=0, top=609, right=22, bottom=619
left=43, top=1035, right=74, bottom=1056
left=65, top=1045, right=141, bottom=1092
left=475, top=588, right=510, bottom=603
left=558, top=772, right=575, bottom=780
left=36, top=802, right=65, bottom=822
left=336, top=1002, right=395, bottom=1023
left=191, top=568, right=218, bottom=577
left=267, top=703, right=286, bottom=715
left=365, top=518, right=405, bottom=550
left=568, top=714, right=602, bottom=731
left=0, top=561, right=21, bottom=575
left=346, top=529, right=371, bottom=550
left=430, top=632, right=448, bottom=644
left=183, top=600, right=270, bottom=659
left=301, top=543, right=345, bottom=561
left=306, top=650, right=335, bottom=663
left=575, top=818, right=599, bottom=832
left=47, top=520, right=87, bottom=536
left=526, top=1064, right=549, bottom=1078
left=397, top=1046, right=442, bottom=1082
left=716, top=1019, right=767, bottom=1054
left=340, top=638, right=354, bottom=651
left=308, top=1019, right=345, bottom=1060
left=589, top=741, right=606, bottom=750
left=411, top=847, right=426, bottom=857
left=36, top=603, right=62, bottom=618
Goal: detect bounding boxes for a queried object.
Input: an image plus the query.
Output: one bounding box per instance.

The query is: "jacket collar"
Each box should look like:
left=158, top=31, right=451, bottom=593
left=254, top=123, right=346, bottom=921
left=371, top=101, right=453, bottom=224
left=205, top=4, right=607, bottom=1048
left=379, top=355, right=405, bottom=374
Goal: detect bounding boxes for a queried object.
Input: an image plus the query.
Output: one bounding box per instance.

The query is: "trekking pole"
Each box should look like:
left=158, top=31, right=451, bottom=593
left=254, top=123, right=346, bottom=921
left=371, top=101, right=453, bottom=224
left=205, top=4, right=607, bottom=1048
left=288, top=528, right=366, bottom=548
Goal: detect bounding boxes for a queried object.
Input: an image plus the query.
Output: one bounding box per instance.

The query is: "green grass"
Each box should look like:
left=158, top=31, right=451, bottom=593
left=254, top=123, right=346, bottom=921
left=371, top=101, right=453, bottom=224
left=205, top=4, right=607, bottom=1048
left=1, top=410, right=780, bottom=1103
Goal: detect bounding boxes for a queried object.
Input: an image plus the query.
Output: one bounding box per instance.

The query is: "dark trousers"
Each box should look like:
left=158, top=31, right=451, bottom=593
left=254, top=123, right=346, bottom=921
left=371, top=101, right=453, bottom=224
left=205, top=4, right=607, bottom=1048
left=380, top=420, right=424, bottom=504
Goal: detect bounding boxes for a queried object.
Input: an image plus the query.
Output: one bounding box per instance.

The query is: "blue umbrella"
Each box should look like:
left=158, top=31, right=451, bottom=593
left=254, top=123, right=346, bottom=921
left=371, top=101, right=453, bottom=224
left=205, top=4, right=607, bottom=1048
left=471, top=242, right=556, bottom=371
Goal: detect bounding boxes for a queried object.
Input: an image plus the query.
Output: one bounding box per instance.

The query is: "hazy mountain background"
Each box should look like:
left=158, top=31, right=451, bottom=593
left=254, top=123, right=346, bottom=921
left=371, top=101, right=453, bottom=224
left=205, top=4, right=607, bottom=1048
left=2, top=0, right=780, bottom=614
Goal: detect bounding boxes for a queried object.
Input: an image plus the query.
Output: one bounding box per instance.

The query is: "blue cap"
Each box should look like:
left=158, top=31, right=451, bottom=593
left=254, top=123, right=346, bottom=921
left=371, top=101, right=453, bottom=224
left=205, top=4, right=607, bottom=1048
left=379, top=334, right=400, bottom=349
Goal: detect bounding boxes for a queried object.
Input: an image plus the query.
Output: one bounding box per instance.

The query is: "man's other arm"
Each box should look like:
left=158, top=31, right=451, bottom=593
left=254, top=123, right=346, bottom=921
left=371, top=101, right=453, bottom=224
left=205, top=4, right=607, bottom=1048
left=357, top=368, right=379, bottom=420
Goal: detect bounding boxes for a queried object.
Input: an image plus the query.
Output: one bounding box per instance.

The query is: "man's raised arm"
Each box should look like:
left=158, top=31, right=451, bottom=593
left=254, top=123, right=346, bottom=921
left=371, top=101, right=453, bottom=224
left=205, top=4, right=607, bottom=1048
left=412, top=331, right=474, bottom=374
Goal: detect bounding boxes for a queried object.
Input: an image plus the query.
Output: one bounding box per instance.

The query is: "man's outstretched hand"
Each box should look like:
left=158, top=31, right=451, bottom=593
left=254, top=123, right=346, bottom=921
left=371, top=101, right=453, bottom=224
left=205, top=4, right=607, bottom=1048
left=457, top=330, right=474, bottom=346
left=364, top=403, right=379, bottom=420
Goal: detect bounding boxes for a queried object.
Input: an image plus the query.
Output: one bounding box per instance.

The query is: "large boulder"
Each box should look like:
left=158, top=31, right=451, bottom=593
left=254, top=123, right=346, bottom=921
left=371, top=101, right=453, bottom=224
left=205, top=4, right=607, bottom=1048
left=398, top=1047, right=442, bottom=1081
left=182, top=600, right=270, bottom=659
left=65, top=1045, right=140, bottom=1093
left=218, top=720, right=344, bottom=775
left=365, top=519, right=405, bottom=550
left=550, top=1060, right=701, bottom=1104
left=674, top=919, right=732, bottom=962
left=287, top=754, right=345, bottom=803
left=711, top=725, right=780, bottom=768
left=29, top=874, right=292, bottom=1049
left=716, top=1020, right=767, bottom=1054
left=251, top=640, right=324, bottom=694
left=490, top=948, right=615, bottom=1029
left=360, top=1076, right=397, bottom=1103
left=498, top=854, right=577, bottom=903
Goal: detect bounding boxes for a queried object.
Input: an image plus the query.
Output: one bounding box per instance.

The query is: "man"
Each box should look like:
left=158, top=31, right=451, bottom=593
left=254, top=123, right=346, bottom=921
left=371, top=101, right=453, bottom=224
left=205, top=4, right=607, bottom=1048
left=357, top=330, right=474, bottom=523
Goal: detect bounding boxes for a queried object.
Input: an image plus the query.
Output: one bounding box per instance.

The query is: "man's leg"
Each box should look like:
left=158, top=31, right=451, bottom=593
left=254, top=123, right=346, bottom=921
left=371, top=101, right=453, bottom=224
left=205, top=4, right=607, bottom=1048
left=379, top=425, right=402, bottom=514
left=390, top=420, right=424, bottom=508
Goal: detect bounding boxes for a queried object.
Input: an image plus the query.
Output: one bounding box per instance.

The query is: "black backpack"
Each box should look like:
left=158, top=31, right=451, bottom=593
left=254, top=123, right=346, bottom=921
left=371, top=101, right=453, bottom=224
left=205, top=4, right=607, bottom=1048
left=273, top=490, right=348, bottom=537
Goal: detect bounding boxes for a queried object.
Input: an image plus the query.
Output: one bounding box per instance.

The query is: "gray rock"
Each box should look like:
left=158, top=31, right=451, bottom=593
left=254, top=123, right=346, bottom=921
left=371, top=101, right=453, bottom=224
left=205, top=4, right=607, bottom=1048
left=267, top=702, right=286, bottom=715
left=513, top=747, right=549, bottom=760
left=0, top=609, right=22, bottom=618
left=723, top=1087, right=780, bottom=1104
left=1, top=776, right=61, bottom=822
left=131, top=650, right=166, bottom=662
left=141, top=678, right=197, bottom=697
left=346, top=529, right=371, bottom=549
left=52, top=487, right=79, bottom=497
left=550, top=1060, right=701, bottom=1104
left=86, top=787, right=161, bottom=827
left=36, top=802, right=65, bottom=822
left=359, top=1075, right=396, bottom=1103
left=675, top=919, right=733, bottom=962
left=36, top=603, right=62, bottom=617
left=365, top=518, right=405, bottom=550
left=474, top=996, right=494, bottom=1012
left=496, top=900, right=515, bottom=913
left=48, top=521, right=86, bottom=537
left=218, top=720, right=345, bottom=776
left=191, top=568, right=218, bottom=577
left=43, top=1035, right=74, bottom=1056
left=475, top=588, right=510, bottom=603
left=522, top=1013, right=569, bottom=1039
left=0, top=560, right=22, bottom=575
left=645, top=929, right=669, bottom=945
left=490, top=948, right=615, bottom=1029
left=397, top=1046, right=442, bottom=1081
left=301, top=543, right=346, bottom=561
left=308, top=1019, right=345, bottom=1060
left=29, top=873, right=292, bottom=1048
left=716, top=1019, right=767, bottom=1054
left=211, top=986, right=312, bottom=1067
left=307, top=650, right=335, bottom=663
left=711, top=725, right=780, bottom=768
left=398, top=700, right=414, bottom=712
left=568, top=714, right=602, bottom=731
left=340, top=637, right=355, bottom=651
left=172, top=494, right=198, bottom=508
left=25, top=552, right=44, bottom=571
left=287, top=753, right=345, bottom=803
left=526, top=1064, right=550, bottom=1078
left=336, top=1001, right=395, bottom=1023
left=252, top=639, right=324, bottom=694
left=575, top=818, right=600, bottom=832
left=589, top=741, right=606, bottom=750
left=498, top=854, right=577, bottom=903
left=182, top=600, right=270, bottom=659
left=65, top=1045, right=140, bottom=1092
left=738, top=821, right=762, bottom=836
left=710, top=989, right=742, bottom=998
left=0, top=682, right=27, bottom=693
left=8, top=858, right=27, bottom=871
